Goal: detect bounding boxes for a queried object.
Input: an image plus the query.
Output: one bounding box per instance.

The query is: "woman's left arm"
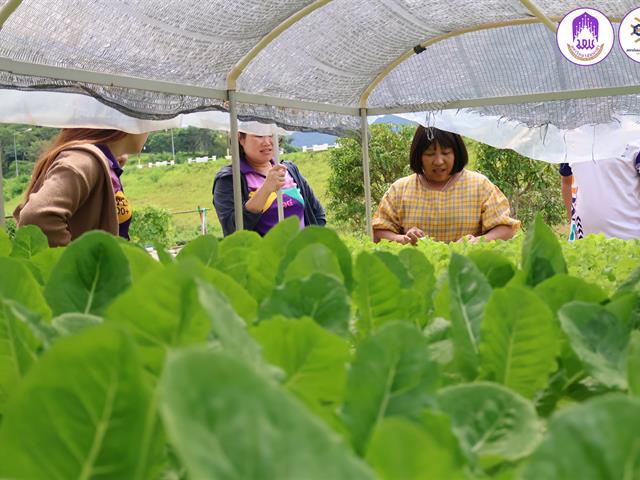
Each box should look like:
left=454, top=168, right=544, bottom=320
left=481, top=224, right=515, bottom=241
left=289, top=163, right=326, bottom=226
left=305, top=180, right=326, bottom=225
left=478, top=179, right=521, bottom=241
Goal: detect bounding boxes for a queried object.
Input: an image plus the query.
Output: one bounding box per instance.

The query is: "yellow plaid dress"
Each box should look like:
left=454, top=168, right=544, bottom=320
left=372, top=169, right=520, bottom=242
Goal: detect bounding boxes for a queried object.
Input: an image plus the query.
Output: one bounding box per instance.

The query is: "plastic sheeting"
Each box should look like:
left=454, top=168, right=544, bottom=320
left=0, top=89, right=231, bottom=132
left=397, top=109, right=640, bottom=163
left=4, top=87, right=638, bottom=165
left=0, top=89, right=293, bottom=135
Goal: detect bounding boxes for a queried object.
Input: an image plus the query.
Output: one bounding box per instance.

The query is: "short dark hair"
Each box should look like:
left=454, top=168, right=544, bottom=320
left=409, top=126, right=468, bottom=175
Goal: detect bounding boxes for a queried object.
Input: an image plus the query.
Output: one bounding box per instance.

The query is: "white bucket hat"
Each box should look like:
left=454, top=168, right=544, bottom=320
left=237, top=121, right=288, bottom=136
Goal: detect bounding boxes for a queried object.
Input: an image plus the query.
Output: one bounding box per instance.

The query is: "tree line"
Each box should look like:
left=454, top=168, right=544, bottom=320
left=0, top=125, right=233, bottom=178
left=0, top=124, right=302, bottom=179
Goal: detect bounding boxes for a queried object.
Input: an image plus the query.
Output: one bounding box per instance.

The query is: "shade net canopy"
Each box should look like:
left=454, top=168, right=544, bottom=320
left=2, top=0, right=640, bottom=159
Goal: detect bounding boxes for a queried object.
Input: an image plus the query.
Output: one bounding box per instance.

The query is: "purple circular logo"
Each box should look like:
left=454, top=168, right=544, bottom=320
left=556, top=8, right=614, bottom=66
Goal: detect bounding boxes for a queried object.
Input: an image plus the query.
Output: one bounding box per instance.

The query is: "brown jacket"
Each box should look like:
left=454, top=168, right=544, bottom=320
left=14, top=144, right=118, bottom=247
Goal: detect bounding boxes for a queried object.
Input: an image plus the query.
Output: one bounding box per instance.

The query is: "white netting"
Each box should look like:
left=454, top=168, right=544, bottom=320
left=531, top=0, right=636, bottom=19
left=0, top=0, right=314, bottom=87
left=370, top=22, right=640, bottom=129
left=0, top=0, right=638, bottom=134
left=239, top=0, right=528, bottom=105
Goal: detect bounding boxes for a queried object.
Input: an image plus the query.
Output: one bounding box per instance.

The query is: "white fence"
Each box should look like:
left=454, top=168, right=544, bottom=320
left=187, top=155, right=217, bottom=164
left=148, top=160, right=175, bottom=167
left=301, top=143, right=338, bottom=153
left=136, top=155, right=222, bottom=169
left=135, top=146, right=328, bottom=170
left=138, top=160, right=176, bottom=169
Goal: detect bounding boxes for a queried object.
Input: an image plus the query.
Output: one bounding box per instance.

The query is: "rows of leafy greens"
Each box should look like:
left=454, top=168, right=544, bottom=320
left=344, top=229, right=640, bottom=296
left=0, top=217, right=639, bottom=479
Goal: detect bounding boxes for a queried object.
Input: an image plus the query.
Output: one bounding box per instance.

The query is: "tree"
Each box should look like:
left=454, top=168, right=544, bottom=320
left=144, top=131, right=173, bottom=153
left=145, top=128, right=227, bottom=159
left=0, top=124, right=57, bottom=177
left=473, top=143, right=565, bottom=227
left=281, top=135, right=301, bottom=154
left=326, top=124, right=414, bottom=229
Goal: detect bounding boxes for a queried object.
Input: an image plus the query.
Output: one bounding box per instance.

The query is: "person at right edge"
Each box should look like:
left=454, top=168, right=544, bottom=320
left=559, top=144, right=640, bottom=240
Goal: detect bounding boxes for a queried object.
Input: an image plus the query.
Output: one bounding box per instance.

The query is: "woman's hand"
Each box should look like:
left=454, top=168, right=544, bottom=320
left=457, top=234, right=480, bottom=244
left=245, top=164, right=287, bottom=213
left=394, top=234, right=412, bottom=245
left=405, top=227, right=425, bottom=245
left=262, top=164, right=287, bottom=193
left=373, top=229, right=414, bottom=245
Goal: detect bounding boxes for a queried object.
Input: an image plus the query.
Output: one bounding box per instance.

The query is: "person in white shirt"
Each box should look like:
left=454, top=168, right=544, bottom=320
left=559, top=144, right=640, bottom=240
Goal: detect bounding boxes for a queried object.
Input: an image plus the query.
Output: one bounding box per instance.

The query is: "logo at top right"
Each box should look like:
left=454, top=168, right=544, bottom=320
left=556, top=8, right=614, bottom=66
left=619, top=7, right=640, bottom=63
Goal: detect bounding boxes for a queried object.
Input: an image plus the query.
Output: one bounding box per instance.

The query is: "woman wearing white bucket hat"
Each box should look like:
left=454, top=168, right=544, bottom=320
left=212, top=122, right=325, bottom=236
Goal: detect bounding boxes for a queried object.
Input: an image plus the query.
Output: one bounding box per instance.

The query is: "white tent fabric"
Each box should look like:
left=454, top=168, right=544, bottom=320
left=5, top=86, right=639, bottom=164
left=2, top=0, right=640, bottom=135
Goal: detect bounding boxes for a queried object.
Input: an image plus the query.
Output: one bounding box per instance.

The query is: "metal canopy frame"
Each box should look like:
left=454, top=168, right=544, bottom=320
left=519, top=0, right=557, bottom=32
left=226, top=0, right=332, bottom=91
left=0, top=1, right=631, bottom=238
left=5, top=55, right=637, bottom=115
left=0, top=0, right=22, bottom=30
left=367, top=84, right=640, bottom=115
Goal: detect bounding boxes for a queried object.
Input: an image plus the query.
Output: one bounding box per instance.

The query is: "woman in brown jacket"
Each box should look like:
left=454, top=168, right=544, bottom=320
left=14, top=129, right=148, bottom=247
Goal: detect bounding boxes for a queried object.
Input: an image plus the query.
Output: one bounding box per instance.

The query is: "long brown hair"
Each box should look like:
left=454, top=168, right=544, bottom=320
left=25, top=128, right=128, bottom=198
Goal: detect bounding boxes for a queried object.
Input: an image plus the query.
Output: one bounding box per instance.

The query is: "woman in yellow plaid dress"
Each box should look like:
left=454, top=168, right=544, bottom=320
left=373, top=126, right=520, bottom=245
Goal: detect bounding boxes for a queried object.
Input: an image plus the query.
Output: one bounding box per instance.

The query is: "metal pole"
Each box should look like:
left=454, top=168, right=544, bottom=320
left=170, top=129, right=176, bottom=163
left=272, top=129, right=284, bottom=222
left=0, top=0, right=23, bottom=31
left=13, top=132, right=18, bottom=177
left=360, top=108, right=373, bottom=239
left=519, top=0, right=557, bottom=33
left=0, top=141, right=5, bottom=229
left=228, top=90, right=243, bottom=230
left=197, top=207, right=207, bottom=235
left=202, top=208, right=207, bottom=235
